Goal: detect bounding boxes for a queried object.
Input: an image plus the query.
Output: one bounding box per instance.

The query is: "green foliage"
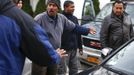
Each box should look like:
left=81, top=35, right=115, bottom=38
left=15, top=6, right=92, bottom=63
left=22, top=0, right=46, bottom=17
left=33, top=0, right=46, bottom=17
left=93, top=0, right=100, bottom=15
left=22, top=0, right=33, bottom=16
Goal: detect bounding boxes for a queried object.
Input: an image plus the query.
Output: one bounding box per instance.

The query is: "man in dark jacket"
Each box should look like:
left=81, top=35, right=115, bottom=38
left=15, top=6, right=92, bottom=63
left=60, top=1, right=83, bottom=75
left=100, top=0, right=133, bottom=57
left=32, top=0, right=96, bottom=75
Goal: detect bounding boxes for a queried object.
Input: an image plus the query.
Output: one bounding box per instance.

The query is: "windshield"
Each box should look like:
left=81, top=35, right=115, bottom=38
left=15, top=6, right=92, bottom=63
left=125, top=4, right=134, bottom=24
left=89, top=67, right=119, bottom=75
left=95, top=3, right=112, bottom=21
left=105, top=40, right=134, bottom=74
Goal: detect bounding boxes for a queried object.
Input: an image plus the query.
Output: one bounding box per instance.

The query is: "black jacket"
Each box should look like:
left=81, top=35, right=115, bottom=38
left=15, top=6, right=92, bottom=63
left=61, top=11, right=84, bottom=50
left=100, top=12, right=134, bottom=50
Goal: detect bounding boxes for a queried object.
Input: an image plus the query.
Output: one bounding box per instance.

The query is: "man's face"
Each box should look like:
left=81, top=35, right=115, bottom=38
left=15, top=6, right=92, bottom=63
left=65, top=3, right=75, bottom=14
left=47, top=3, right=59, bottom=16
left=113, top=3, right=124, bottom=16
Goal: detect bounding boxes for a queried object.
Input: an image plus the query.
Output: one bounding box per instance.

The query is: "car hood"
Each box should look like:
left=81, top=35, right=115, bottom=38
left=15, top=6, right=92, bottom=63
left=82, top=21, right=102, bottom=40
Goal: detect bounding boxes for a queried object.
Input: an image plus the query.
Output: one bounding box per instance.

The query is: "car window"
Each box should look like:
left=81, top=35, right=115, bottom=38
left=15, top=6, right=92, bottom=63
left=105, top=41, right=134, bottom=74
left=83, top=0, right=94, bottom=17
left=125, top=4, right=134, bottom=24
left=125, top=4, right=134, bottom=15
left=89, top=67, right=119, bottom=75
left=81, top=0, right=95, bottom=25
left=95, top=3, right=112, bottom=21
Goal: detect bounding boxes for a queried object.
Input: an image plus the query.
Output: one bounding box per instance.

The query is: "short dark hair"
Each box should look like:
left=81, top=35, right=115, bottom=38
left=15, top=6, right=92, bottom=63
left=113, top=0, right=126, bottom=9
left=63, top=0, right=74, bottom=8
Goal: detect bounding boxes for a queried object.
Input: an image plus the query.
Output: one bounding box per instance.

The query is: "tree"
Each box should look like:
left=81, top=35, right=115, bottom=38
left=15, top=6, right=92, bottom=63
left=93, top=0, right=100, bottom=15
left=22, top=0, right=33, bottom=16
left=33, top=0, right=46, bottom=17
left=22, top=0, right=46, bottom=17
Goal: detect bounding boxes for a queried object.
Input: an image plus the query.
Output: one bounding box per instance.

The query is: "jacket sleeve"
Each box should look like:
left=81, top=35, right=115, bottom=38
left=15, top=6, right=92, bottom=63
left=33, top=23, right=60, bottom=65
left=100, top=17, right=110, bottom=48
left=73, top=25, right=89, bottom=35
left=63, top=15, right=89, bottom=35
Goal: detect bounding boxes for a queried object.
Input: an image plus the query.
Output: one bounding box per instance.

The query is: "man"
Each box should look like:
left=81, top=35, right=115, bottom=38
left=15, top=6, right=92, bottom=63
left=60, top=1, right=83, bottom=75
left=0, top=0, right=66, bottom=75
left=32, top=0, right=96, bottom=75
left=100, top=0, right=133, bottom=57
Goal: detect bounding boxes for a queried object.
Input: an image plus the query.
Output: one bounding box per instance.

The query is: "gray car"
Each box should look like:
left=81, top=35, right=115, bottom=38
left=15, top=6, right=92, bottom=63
left=77, top=37, right=134, bottom=75
left=79, top=1, right=134, bottom=66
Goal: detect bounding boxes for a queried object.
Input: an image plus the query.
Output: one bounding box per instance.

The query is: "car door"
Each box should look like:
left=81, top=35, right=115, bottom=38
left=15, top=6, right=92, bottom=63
left=81, top=0, right=95, bottom=25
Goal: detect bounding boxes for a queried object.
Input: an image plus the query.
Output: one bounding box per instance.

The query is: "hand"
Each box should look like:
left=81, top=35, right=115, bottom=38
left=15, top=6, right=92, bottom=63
left=102, top=48, right=112, bottom=56
left=79, top=49, right=83, bottom=55
left=89, top=27, right=96, bottom=34
left=56, top=48, right=68, bottom=58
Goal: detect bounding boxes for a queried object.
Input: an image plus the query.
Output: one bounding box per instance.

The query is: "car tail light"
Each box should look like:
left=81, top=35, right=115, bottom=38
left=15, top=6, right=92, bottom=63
left=90, top=41, right=101, bottom=49
left=82, top=37, right=102, bottom=50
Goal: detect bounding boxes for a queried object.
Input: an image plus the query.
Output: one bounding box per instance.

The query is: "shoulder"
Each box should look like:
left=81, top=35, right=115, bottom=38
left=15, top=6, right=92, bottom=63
left=124, top=13, right=131, bottom=19
left=105, top=14, right=111, bottom=19
left=0, top=15, right=14, bottom=22
left=0, top=15, right=20, bottom=32
left=34, top=12, right=46, bottom=20
left=57, top=13, right=67, bottom=18
left=0, top=15, right=17, bottom=26
left=57, top=13, right=70, bottom=23
left=72, top=15, right=78, bottom=19
left=102, top=14, right=112, bottom=23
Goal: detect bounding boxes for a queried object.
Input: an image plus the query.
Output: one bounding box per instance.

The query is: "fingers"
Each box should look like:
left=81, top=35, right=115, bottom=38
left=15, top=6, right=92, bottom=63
left=56, top=48, right=68, bottom=58
left=79, top=50, right=83, bottom=55
left=89, top=27, right=96, bottom=34
left=79, top=49, right=83, bottom=55
left=90, top=28, right=96, bottom=34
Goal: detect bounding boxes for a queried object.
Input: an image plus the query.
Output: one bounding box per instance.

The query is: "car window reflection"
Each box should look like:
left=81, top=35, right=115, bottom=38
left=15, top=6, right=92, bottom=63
left=89, top=67, right=119, bottom=75
left=106, top=41, right=134, bottom=74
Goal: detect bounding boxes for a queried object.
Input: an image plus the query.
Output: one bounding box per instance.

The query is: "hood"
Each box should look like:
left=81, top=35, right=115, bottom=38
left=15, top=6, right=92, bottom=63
left=0, top=0, right=52, bottom=66
left=82, top=21, right=102, bottom=40
left=0, top=0, right=15, bottom=13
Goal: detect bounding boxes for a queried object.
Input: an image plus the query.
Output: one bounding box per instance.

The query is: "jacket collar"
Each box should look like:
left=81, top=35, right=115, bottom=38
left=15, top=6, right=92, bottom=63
left=45, top=12, right=58, bottom=22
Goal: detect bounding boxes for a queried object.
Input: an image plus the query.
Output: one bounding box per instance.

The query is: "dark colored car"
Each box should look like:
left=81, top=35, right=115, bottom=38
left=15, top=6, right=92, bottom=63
left=79, top=1, right=134, bottom=66
left=76, top=37, right=134, bottom=75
